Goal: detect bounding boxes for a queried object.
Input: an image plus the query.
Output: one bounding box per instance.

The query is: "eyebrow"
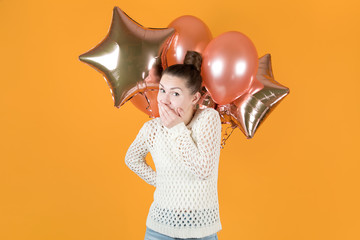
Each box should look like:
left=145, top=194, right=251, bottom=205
left=159, top=83, right=183, bottom=91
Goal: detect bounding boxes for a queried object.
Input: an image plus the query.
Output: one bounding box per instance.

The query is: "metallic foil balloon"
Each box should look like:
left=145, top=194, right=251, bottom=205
left=197, top=86, right=217, bottom=109
left=202, top=31, right=259, bottom=105
left=164, top=15, right=212, bottom=67
left=78, top=6, right=175, bottom=108
left=129, top=58, right=163, bottom=118
left=129, top=82, right=160, bottom=118
left=216, top=54, right=290, bottom=139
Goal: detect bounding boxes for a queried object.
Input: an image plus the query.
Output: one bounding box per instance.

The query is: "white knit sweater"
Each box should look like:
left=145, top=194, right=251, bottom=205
left=125, top=107, right=222, bottom=238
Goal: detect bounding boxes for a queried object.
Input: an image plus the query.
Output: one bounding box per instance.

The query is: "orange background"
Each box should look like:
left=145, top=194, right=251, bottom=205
left=1, top=0, right=359, bottom=239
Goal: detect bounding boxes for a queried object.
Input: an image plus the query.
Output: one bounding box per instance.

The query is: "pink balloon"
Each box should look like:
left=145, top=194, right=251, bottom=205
left=202, top=31, right=258, bottom=105
left=164, top=15, right=212, bottom=67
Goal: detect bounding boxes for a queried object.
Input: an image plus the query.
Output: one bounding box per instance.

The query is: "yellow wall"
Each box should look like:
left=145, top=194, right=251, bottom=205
left=1, top=0, right=359, bottom=239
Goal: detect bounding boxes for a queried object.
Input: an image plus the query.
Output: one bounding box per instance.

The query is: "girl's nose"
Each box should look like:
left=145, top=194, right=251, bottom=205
left=160, top=95, right=170, bottom=105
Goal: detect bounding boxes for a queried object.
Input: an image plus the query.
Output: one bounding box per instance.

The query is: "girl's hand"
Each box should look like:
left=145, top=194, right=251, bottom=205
left=158, top=102, right=185, bottom=128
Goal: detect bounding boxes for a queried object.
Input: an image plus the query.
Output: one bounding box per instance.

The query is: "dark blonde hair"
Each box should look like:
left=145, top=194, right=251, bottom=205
left=162, top=51, right=202, bottom=95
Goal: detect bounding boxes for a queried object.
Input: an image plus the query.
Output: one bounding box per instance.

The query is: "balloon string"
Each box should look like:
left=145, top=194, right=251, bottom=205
left=220, top=125, right=235, bottom=149
left=143, top=88, right=160, bottom=119
left=142, top=89, right=153, bottom=118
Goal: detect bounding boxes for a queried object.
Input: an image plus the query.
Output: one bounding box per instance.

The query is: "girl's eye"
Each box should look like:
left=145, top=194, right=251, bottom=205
left=159, top=88, right=179, bottom=96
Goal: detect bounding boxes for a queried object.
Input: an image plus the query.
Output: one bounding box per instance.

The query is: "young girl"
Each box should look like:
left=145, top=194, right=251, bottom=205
left=125, top=51, right=222, bottom=240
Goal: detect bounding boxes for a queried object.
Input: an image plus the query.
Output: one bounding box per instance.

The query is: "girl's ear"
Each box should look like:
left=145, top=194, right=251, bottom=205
left=192, top=92, right=201, bottom=105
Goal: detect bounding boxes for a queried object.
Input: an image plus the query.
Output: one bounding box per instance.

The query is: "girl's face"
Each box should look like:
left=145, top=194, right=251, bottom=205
left=157, top=74, right=199, bottom=116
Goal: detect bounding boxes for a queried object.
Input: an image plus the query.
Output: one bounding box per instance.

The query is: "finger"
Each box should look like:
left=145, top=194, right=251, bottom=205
left=161, top=104, right=171, bottom=118
left=158, top=104, right=162, bottom=115
left=159, top=104, right=164, bottom=118
left=159, top=105, right=168, bottom=123
left=161, top=103, right=171, bottom=111
left=162, top=104, right=177, bottom=117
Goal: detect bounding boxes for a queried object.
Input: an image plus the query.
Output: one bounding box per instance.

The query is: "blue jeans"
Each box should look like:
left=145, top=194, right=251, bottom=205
left=144, top=227, right=218, bottom=240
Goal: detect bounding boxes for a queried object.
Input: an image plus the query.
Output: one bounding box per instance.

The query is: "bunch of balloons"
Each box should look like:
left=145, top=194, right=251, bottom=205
left=79, top=6, right=289, bottom=146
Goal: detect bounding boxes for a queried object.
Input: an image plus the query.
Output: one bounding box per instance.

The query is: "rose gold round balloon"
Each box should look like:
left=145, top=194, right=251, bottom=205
left=164, top=15, right=212, bottom=67
left=202, top=31, right=259, bottom=105
left=130, top=63, right=162, bottom=118
left=130, top=89, right=160, bottom=118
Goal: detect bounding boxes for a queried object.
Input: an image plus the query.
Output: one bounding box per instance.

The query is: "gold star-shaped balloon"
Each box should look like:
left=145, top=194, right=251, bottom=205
left=79, top=6, right=175, bottom=108
left=186, top=54, right=289, bottom=146
left=216, top=53, right=290, bottom=141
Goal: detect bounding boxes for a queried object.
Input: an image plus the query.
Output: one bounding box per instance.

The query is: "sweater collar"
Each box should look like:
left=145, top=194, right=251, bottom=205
left=186, top=108, right=202, bottom=127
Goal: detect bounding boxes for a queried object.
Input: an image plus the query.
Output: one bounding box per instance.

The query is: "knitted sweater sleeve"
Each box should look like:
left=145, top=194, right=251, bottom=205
left=167, top=109, right=222, bottom=180
left=125, top=122, right=157, bottom=187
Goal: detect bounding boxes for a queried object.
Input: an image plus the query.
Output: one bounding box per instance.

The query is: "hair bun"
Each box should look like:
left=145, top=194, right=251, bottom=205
left=183, top=51, right=202, bottom=72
